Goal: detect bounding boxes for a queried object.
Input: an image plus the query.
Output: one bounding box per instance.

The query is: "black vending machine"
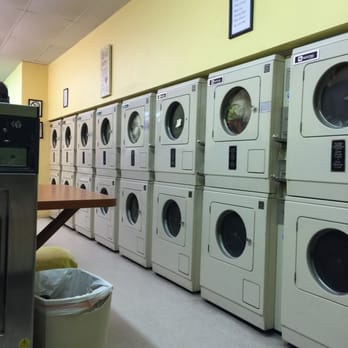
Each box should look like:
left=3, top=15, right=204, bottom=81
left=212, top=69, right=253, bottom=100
left=0, top=103, right=39, bottom=347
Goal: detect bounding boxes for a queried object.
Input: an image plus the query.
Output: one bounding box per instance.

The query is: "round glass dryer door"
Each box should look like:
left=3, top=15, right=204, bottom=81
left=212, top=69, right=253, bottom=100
left=65, top=127, right=71, bottom=147
left=314, top=63, right=348, bottom=128
left=128, top=111, right=142, bottom=144
left=101, top=118, right=111, bottom=145
left=162, top=199, right=182, bottom=237
left=52, top=129, right=58, bottom=149
left=165, top=102, right=185, bottom=140
left=81, top=123, right=89, bottom=147
left=220, top=87, right=252, bottom=135
left=308, top=229, right=348, bottom=294
left=100, top=187, right=109, bottom=215
left=216, top=210, right=247, bottom=258
left=126, top=193, right=139, bottom=224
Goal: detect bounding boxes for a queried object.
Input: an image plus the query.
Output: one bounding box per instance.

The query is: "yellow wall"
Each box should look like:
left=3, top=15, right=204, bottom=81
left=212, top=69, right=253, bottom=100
left=5, top=62, right=49, bottom=185
left=21, top=62, right=49, bottom=186
left=47, top=0, right=348, bottom=119
left=5, top=64, right=23, bottom=105
left=5, top=62, right=49, bottom=217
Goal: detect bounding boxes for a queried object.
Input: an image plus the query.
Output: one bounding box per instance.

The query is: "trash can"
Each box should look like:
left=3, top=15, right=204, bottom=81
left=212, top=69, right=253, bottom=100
left=34, top=268, right=113, bottom=348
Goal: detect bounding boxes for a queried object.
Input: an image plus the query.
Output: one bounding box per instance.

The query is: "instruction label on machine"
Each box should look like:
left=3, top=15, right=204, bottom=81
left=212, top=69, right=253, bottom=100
left=331, top=140, right=345, bottom=172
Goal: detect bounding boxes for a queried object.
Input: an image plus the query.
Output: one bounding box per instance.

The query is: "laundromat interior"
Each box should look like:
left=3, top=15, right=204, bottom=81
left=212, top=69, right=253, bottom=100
left=1, top=0, right=348, bottom=347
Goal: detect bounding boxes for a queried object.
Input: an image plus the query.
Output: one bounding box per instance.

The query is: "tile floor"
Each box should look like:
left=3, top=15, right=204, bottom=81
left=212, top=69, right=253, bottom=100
left=37, top=218, right=291, bottom=348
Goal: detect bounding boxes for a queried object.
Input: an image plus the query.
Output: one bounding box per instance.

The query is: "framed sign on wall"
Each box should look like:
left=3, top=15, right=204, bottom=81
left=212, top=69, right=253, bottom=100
left=229, top=0, right=254, bottom=38
left=28, top=99, right=43, bottom=117
left=100, top=44, right=112, bottom=98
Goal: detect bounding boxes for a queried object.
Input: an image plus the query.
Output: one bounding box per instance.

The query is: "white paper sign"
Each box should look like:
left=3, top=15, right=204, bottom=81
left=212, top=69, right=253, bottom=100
left=100, top=45, right=112, bottom=98
left=230, top=0, right=253, bottom=38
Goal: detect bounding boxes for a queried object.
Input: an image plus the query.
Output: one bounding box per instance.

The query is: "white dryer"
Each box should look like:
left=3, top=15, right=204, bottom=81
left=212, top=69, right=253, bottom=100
left=95, top=103, right=121, bottom=174
left=155, top=78, right=206, bottom=185
left=94, top=175, right=119, bottom=250
left=281, top=196, right=348, bottom=348
left=119, top=178, right=153, bottom=268
left=204, top=55, right=285, bottom=193
left=76, top=110, right=96, bottom=173
left=75, top=172, right=95, bottom=239
left=50, top=119, right=62, bottom=170
left=120, top=93, right=156, bottom=180
left=61, top=170, right=76, bottom=229
left=152, top=182, right=203, bottom=292
left=286, top=33, right=348, bottom=201
left=200, top=187, right=278, bottom=330
left=61, top=115, right=77, bottom=172
left=49, top=169, right=61, bottom=219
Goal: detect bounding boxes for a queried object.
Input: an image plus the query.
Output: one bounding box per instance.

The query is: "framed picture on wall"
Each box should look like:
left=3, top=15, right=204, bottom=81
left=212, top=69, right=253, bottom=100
left=28, top=99, right=43, bottom=117
left=63, top=88, right=69, bottom=108
left=229, top=0, right=254, bottom=38
left=100, top=44, right=112, bottom=98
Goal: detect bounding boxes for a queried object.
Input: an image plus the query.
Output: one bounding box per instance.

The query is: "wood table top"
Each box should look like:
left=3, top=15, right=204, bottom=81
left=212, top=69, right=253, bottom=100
left=37, top=184, right=116, bottom=210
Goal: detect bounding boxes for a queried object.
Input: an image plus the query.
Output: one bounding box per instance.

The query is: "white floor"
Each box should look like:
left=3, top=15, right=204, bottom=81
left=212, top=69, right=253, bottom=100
left=37, top=218, right=291, bottom=348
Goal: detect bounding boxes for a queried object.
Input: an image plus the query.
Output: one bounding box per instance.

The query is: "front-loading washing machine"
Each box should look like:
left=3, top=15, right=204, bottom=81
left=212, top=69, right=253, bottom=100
left=200, top=187, right=278, bottom=330
left=120, top=93, right=156, bottom=180
left=49, top=169, right=61, bottom=219
left=61, top=115, right=77, bottom=172
left=155, top=78, right=206, bottom=185
left=94, top=175, right=119, bottom=250
left=286, top=33, right=348, bottom=201
left=152, top=182, right=203, bottom=292
left=119, top=178, right=153, bottom=268
left=281, top=196, right=348, bottom=348
left=75, top=172, right=95, bottom=239
left=76, top=110, right=96, bottom=172
left=50, top=119, right=62, bottom=169
left=95, top=103, right=121, bottom=173
left=204, top=55, right=285, bottom=193
left=61, top=170, right=76, bottom=229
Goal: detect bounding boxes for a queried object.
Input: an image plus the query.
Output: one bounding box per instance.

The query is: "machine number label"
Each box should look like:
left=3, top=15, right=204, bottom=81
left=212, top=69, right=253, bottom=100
left=331, top=140, right=345, bottom=172
left=157, top=92, right=167, bottom=100
left=208, top=76, right=223, bottom=86
left=293, top=49, right=319, bottom=64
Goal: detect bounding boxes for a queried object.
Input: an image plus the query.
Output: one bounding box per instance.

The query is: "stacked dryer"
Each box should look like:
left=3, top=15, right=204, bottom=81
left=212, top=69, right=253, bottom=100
left=152, top=79, right=206, bottom=291
left=281, top=33, right=348, bottom=348
left=94, top=103, right=121, bottom=251
left=200, top=55, right=287, bottom=330
left=75, top=110, right=96, bottom=239
left=49, top=119, right=62, bottom=218
left=119, top=94, right=155, bottom=267
left=61, top=114, right=77, bottom=229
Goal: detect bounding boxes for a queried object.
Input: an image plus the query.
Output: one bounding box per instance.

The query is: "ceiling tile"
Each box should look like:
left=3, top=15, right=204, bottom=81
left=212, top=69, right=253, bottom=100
left=29, top=0, right=92, bottom=21
left=0, top=0, right=130, bottom=80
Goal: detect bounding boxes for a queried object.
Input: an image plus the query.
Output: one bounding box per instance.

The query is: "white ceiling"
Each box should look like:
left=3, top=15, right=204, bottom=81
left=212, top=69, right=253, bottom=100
left=0, top=0, right=130, bottom=81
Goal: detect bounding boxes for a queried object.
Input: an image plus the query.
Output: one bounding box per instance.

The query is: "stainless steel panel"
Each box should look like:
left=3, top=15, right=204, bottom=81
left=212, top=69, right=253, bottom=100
left=0, top=175, right=37, bottom=347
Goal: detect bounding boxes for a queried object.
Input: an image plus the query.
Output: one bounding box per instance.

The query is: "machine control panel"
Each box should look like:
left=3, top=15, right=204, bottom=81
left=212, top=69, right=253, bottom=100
left=0, top=103, right=39, bottom=173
